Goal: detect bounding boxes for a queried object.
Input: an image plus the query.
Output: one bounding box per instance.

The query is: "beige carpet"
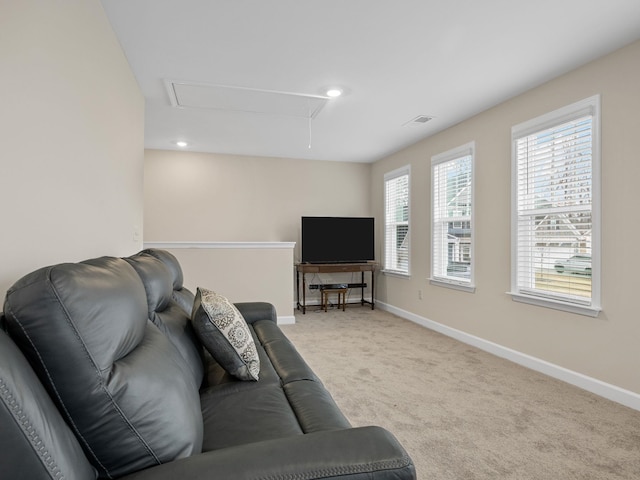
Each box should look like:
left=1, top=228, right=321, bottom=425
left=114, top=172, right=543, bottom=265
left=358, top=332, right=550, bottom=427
left=281, top=306, right=640, bottom=479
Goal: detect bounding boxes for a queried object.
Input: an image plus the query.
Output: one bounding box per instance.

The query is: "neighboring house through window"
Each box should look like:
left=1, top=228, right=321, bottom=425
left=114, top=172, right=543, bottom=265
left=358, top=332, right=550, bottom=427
left=510, top=95, right=601, bottom=316
left=431, top=142, right=475, bottom=292
left=384, top=165, right=410, bottom=275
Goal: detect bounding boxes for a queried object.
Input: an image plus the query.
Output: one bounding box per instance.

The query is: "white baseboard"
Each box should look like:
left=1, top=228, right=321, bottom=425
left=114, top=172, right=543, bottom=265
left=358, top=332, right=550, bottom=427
left=277, top=315, right=296, bottom=325
left=377, top=301, right=640, bottom=412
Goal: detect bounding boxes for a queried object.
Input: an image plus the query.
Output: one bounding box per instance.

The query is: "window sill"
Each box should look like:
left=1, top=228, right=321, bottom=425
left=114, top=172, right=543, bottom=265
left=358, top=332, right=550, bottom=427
left=507, top=291, right=601, bottom=317
left=430, top=278, right=475, bottom=293
left=382, top=269, right=410, bottom=279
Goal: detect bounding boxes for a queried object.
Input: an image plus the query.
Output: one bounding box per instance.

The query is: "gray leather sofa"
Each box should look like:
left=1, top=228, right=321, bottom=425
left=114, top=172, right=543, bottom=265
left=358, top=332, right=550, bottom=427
left=0, top=249, right=415, bottom=479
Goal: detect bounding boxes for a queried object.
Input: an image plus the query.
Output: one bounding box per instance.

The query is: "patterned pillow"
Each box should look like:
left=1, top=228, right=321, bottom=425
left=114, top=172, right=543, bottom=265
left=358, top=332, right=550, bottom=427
left=191, top=287, right=260, bottom=381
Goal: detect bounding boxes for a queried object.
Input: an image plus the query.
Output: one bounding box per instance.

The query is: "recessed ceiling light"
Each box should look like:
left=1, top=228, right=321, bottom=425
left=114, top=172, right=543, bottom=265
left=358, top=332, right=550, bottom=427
left=326, top=88, right=342, bottom=98
left=176, top=141, right=188, bottom=147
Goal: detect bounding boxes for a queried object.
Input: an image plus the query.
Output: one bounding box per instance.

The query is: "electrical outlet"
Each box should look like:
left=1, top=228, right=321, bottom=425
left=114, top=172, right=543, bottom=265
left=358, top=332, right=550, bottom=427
left=418, top=289, right=423, bottom=300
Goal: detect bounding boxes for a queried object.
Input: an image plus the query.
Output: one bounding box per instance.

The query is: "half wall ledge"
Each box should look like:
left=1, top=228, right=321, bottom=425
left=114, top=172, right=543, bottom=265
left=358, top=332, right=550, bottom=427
left=143, top=241, right=296, bottom=323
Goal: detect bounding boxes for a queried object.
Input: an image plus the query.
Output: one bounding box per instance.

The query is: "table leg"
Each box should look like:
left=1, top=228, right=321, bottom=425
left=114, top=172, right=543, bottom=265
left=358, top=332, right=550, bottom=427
left=302, top=271, right=306, bottom=314
left=371, top=269, right=375, bottom=310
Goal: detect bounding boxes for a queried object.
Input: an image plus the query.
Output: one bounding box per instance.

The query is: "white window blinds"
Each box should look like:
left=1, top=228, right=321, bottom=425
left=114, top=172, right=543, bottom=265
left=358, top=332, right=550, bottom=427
left=511, top=96, right=600, bottom=316
left=384, top=166, right=410, bottom=274
left=431, top=143, right=474, bottom=290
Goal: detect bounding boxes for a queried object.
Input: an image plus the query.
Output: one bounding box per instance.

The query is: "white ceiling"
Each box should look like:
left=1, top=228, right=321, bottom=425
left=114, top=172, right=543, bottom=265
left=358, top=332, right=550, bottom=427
left=100, top=0, right=640, bottom=163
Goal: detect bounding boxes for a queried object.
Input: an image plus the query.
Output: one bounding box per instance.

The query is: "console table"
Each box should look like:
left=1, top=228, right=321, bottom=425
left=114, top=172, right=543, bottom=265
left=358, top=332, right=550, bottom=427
left=296, top=263, right=377, bottom=314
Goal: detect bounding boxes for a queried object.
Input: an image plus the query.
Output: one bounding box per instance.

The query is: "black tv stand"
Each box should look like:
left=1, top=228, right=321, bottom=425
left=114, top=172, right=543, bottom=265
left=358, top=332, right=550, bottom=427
left=295, top=262, right=377, bottom=314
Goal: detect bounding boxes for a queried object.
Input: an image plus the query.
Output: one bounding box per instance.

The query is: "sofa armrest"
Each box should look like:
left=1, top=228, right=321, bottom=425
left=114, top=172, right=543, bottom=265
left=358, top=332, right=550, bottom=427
left=120, top=426, right=415, bottom=480
left=234, top=302, right=277, bottom=325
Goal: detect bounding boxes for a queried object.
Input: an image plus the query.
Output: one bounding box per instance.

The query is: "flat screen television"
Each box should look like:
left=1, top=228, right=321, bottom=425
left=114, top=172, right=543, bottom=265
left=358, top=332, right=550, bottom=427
left=301, top=216, right=375, bottom=264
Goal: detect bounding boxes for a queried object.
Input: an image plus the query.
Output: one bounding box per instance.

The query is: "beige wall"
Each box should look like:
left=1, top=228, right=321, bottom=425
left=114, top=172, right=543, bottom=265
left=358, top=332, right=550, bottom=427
left=149, top=245, right=295, bottom=323
left=372, top=39, right=640, bottom=395
left=0, top=0, right=144, bottom=296
left=144, top=150, right=372, bottom=307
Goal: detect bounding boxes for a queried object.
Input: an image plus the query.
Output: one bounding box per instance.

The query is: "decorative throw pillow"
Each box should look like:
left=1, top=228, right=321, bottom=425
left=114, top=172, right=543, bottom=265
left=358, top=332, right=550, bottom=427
left=191, top=287, right=260, bottom=381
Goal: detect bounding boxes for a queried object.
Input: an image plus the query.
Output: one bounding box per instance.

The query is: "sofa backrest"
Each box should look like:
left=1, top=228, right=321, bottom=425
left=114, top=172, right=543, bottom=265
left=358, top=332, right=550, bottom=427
left=2, top=256, right=203, bottom=478
left=125, top=249, right=204, bottom=385
left=0, top=328, right=97, bottom=480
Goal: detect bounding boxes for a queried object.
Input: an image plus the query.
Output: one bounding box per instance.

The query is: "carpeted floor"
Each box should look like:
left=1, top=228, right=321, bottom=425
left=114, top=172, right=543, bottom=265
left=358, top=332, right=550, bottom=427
left=281, top=306, right=640, bottom=479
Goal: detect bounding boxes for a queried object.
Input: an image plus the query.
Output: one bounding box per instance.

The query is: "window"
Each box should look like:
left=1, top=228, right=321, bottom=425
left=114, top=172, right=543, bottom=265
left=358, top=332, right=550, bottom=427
left=384, top=166, right=410, bottom=275
left=431, top=142, right=475, bottom=292
left=510, top=95, right=601, bottom=316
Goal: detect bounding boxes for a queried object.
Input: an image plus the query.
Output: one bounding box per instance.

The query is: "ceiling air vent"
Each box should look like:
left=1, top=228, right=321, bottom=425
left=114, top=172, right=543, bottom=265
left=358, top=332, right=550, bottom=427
left=403, top=115, right=434, bottom=126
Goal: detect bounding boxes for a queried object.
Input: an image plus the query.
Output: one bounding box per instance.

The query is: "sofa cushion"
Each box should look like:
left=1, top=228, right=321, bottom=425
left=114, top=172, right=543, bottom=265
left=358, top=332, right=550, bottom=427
left=200, top=383, right=303, bottom=451
left=0, top=329, right=97, bottom=480
left=283, top=380, right=352, bottom=433
left=125, top=250, right=204, bottom=385
left=250, top=320, right=351, bottom=432
left=252, top=319, right=320, bottom=383
left=3, top=257, right=203, bottom=478
left=139, top=249, right=195, bottom=316
left=192, top=288, right=260, bottom=381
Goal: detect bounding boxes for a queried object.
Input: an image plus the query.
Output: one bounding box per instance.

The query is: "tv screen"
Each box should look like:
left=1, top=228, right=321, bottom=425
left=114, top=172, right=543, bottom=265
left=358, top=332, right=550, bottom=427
left=301, top=216, right=375, bottom=264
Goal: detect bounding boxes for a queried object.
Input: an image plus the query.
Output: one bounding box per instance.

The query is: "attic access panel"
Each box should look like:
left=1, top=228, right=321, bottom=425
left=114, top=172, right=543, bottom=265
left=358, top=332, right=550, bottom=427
left=165, top=80, right=329, bottom=119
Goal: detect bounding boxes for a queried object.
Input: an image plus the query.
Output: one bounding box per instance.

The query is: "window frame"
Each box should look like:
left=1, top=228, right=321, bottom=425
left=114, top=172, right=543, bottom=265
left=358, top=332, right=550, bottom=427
left=383, top=165, right=411, bottom=276
left=509, top=95, right=601, bottom=317
left=430, top=142, right=476, bottom=293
